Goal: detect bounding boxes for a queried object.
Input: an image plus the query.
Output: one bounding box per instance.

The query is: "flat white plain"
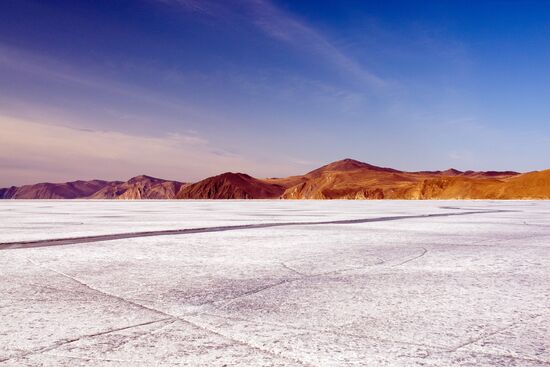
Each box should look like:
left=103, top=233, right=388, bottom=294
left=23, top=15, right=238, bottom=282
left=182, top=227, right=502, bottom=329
left=0, top=200, right=549, bottom=366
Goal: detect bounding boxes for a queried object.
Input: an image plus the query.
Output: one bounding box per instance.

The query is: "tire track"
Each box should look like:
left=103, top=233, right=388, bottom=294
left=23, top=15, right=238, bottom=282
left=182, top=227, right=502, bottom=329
left=0, top=209, right=514, bottom=250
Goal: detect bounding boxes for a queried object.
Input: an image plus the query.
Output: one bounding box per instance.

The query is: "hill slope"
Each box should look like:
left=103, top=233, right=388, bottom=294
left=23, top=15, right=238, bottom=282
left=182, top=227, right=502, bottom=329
left=0, top=175, right=186, bottom=200
left=0, top=180, right=117, bottom=199
left=281, top=159, right=522, bottom=199
left=177, top=172, right=285, bottom=199
left=89, top=175, right=185, bottom=199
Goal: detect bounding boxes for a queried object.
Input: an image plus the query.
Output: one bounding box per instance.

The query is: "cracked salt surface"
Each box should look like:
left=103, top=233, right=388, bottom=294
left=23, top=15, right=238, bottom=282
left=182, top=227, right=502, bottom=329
left=0, top=200, right=549, bottom=366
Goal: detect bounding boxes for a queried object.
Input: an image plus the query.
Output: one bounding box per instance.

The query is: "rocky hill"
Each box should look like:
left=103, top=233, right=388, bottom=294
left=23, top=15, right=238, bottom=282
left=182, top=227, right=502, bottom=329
left=2, top=158, right=547, bottom=200
left=89, top=175, right=185, bottom=199
left=177, top=172, right=285, bottom=199
left=0, top=179, right=118, bottom=199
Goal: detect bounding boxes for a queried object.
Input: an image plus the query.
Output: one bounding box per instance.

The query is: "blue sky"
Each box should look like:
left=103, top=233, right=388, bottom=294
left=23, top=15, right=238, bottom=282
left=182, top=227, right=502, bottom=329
left=1, top=0, right=550, bottom=185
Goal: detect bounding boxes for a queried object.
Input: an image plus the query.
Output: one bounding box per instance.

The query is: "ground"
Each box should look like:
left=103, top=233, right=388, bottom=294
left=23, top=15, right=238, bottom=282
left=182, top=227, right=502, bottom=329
left=0, top=200, right=549, bottom=366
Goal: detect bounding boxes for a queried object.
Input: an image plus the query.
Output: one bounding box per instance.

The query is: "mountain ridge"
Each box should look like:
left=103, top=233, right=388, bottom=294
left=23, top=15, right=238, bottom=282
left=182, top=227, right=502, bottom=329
left=2, top=158, right=544, bottom=200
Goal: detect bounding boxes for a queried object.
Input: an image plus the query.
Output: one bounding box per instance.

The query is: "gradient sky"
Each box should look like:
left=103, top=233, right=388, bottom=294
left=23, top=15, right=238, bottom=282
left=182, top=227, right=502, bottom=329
left=1, top=0, right=550, bottom=186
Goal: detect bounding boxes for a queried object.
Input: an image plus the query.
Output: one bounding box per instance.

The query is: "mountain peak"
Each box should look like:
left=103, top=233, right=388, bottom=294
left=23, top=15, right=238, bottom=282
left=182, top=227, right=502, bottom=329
left=217, top=172, right=252, bottom=180
left=332, top=158, right=368, bottom=168
left=441, top=168, right=463, bottom=176
left=177, top=172, right=283, bottom=199
left=307, top=158, right=400, bottom=176
left=126, top=175, right=163, bottom=184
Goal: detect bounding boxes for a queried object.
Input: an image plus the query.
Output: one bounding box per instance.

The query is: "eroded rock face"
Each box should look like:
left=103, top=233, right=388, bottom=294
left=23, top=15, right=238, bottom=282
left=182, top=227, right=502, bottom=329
left=89, top=175, right=185, bottom=199
left=277, top=159, right=531, bottom=200
left=2, top=158, right=548, bottom=200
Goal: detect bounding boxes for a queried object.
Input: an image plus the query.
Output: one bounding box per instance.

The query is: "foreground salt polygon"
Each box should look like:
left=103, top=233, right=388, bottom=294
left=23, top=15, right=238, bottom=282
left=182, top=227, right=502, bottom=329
left=0, top=201, right=549, bottom=366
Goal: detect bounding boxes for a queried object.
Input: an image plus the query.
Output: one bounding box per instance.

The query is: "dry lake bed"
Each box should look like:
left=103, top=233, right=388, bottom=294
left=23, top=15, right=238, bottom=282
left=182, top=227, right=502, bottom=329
left=0, top=200, right=549, bottom=366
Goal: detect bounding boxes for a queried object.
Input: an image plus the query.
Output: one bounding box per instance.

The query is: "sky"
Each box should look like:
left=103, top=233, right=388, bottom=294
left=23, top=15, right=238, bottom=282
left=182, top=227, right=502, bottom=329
left=1, top=0, right=550, bottom=186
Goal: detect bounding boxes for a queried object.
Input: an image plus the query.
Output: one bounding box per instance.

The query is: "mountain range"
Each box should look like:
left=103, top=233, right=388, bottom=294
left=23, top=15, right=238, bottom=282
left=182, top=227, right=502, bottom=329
left=2, top=159, right=549, bottom=199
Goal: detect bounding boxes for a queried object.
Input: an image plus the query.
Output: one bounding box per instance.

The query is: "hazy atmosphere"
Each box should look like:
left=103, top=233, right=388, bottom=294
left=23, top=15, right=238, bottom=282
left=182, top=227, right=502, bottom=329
left=2, top=0, right=550, bottom=186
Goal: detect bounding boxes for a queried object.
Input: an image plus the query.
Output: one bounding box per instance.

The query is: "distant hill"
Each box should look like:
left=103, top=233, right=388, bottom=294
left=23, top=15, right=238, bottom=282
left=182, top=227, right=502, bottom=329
left=2, top=158, right=547, bottom=200
left=0, top=179, right=118, bottom=199
left=89, top=175, right=185, bottom=199
left=0, top=175, right=185, bottom=200
left=177, top=172, right=285, bottom=199
left=280, top=159, right=522, bottom=199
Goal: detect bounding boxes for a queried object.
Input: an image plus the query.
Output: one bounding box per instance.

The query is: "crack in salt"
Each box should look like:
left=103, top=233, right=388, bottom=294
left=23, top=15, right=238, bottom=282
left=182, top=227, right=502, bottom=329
left=13, top=258, right=319, bottom=367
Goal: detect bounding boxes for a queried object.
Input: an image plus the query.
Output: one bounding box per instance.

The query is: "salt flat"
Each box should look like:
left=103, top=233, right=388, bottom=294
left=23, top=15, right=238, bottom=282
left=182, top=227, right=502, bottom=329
left=0, top=201, right=549, bottom=366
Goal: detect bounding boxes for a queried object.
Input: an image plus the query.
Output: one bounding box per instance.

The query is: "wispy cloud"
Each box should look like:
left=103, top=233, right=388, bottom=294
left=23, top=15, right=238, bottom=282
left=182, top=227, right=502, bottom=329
left=246, top=0, right=387, bottom=88
left=160, top=0, right=211, bottom=13
left=155, top=0, right=220, bottom=15
left=0, top=43, right=210, bottom=122
left=157, top=0, right=387, bottom=89
left=0, top=115, right=299, bottom=186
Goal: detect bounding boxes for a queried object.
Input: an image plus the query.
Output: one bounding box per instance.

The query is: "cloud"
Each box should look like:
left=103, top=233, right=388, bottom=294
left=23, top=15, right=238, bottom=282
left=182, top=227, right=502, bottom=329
left=157, top=0, right=387, bottom=89
left=246, top=0, right=387, bottom=88
left=0, top=115, right=295, bottom=186
left=0, top=43, right=208, bottom=121
left=155, top=0, right=217, bottom=15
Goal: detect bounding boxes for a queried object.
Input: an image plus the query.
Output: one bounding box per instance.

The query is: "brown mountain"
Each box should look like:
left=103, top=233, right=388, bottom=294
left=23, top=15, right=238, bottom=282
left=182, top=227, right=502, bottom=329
left=306, top=159, right=400, bottom=177
left=491, top=169, right=550, bottom=199
left=2, top=158, right=548, bottom=200
left=89, top=175, right=185, bottom=199
left=409, top=170, right=550, bottom=199
left=281, top=159, right=523, bottom=199
left=414, top=168, right=519, bottom=179
left=177, top=172, right=285, bottom=199
left=0, top=179, right=118, bottom=199
left=281, top=159, right=417, bottom=199
left=0, top=175, right=185, bottom=200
